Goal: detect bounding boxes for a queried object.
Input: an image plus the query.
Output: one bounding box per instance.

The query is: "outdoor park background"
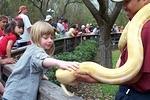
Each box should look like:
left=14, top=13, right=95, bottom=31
left=0, top=0, right=129, bottom=99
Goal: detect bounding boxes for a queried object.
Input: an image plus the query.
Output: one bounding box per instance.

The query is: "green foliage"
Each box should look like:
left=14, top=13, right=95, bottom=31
left=101, top=84, right=118, bottom=95
left=115, top=10, right=128, bottom=26
left=55, top=39, right=98, bottom=62
left=112, top=50, right=120, bottom=68
left=0, top=0, right=41, bottom=23
left=100, top=84, right=118, bottom=99
left=45, top=68, right=59, bottom=85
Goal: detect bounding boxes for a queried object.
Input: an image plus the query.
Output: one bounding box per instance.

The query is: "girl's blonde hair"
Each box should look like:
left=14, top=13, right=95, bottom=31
left=30, top=21, right=55, bottom=55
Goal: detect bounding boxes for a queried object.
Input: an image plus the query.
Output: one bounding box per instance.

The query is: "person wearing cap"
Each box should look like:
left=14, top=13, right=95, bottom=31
left=44, top=15, right=57, bottom=29
left=75, top=0, right=150, bottom=99
left=45, top=15, right=53, bottom=23
left=45, top=15, right=59, bottom=38
left=17, top=5, right=32, bottom=47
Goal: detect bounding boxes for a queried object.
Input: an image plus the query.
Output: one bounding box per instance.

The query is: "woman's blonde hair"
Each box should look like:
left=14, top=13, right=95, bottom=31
left=30, top=21, right=55, bottom=55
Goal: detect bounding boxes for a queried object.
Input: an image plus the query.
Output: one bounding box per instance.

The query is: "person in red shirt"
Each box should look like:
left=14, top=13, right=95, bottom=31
left=0, top=15, right=8, bottom=37
left=0, top=18, right=24, bottom=58
left=75, top=0, right=150, bottom=99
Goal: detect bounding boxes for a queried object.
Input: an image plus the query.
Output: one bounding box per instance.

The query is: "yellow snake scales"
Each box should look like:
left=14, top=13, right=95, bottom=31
left=55, top=3, right=150, bottom=96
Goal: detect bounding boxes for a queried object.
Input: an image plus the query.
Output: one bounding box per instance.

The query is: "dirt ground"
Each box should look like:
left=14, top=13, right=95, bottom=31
left=67, top=83, right=115, bottom=100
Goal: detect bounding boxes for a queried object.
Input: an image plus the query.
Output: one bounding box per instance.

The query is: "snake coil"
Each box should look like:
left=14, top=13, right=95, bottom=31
left=56, top=3, right=150, bottom=96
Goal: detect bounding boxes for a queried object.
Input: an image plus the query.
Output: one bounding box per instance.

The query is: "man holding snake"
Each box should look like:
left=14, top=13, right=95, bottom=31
left=75, top=0, right=150, bottom=99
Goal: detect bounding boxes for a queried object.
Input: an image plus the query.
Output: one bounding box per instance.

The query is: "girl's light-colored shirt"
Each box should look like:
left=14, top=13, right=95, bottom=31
left=3, top=44, right=49, bottom=100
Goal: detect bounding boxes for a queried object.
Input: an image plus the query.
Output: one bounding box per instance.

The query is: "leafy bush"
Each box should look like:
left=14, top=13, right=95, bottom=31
left=55, top=39, right=98, bottom=62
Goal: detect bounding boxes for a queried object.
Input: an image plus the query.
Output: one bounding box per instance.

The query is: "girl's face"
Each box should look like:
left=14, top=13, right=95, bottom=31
left=14, top=25, right=24, bottom=35
left=40, top=34, right=54, bottom=50
left=0, top=19, right=8, bottom=30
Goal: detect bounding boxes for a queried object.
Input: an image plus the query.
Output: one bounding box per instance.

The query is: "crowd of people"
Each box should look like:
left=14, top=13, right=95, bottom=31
left=44, top=14, right=100, bottom=38
left=112, top=24, right=124, bottom=33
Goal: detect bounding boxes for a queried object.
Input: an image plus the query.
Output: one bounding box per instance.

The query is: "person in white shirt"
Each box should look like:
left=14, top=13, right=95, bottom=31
left=17, top=5, right=32, bottom=47
left=57, top=19, right=65, bottom=35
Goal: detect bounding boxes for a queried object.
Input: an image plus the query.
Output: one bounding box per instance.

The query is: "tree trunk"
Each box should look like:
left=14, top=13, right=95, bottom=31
left=95, top=25, right=112, bottom=68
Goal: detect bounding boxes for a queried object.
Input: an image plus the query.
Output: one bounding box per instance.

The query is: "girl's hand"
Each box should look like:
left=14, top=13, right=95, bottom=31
left=58, top=61, right=79, bottom=71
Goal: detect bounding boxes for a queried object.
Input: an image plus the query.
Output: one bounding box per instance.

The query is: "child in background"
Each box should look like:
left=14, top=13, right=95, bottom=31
left=0, top=15, right=8, bottom=37
left=3, top=21, right=79, bottom=100
left=0, top=18, right=24, bottom=58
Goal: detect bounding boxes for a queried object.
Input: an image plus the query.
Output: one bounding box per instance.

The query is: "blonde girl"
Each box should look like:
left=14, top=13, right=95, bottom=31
left=2, top=21, right=79, bottom=100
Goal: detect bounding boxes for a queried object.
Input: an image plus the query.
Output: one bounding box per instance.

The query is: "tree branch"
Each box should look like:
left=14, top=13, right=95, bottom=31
left=61, top=0, right=82, bottom=17
left=97, top=0, right=109, bottom=23
left=82, top=0, right=104, bottom=25
left=30, top=0, right=45, bottom=17
left=109, top=2, right=123, bottom=26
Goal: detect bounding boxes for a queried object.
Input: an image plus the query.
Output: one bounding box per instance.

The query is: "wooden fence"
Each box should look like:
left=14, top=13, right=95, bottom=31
left=11, top=34, right=100, bottom=56
left=11, top=33, right=121, bottom=56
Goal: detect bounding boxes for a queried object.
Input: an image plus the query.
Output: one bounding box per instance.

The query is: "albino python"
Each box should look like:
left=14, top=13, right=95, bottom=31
left=56, top=3, right=150, bottom=96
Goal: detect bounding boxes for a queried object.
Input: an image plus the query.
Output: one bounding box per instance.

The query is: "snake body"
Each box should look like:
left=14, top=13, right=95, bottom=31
left=56, top=3, right=150, bottom=95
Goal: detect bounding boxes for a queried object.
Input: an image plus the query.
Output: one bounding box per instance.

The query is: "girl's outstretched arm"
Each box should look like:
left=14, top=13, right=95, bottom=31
left=42, top=58, right=79, bottom=71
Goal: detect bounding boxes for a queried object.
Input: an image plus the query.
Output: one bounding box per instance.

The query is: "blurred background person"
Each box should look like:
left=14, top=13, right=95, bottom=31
left=16, top=5, right=32, bottom=47
left=0, top=15, right=8, bottom=37
left=45, top=15, right=59, bottom=38
left=65, top=24, right=78, bottom=37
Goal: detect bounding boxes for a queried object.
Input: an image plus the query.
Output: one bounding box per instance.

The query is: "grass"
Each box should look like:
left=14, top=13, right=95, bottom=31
left=91, top=50, right=120, bottom=100
left=101, top=50, right=120, bottom=99
left=112, top=50, right=120, bottom=68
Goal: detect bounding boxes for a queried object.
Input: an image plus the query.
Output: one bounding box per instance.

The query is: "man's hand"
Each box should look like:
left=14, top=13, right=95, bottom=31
left=75, top=72, right=98, bottom=83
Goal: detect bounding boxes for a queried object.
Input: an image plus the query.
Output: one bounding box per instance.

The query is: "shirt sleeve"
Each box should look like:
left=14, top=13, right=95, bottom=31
left=23, top=15, right=32, bottom=29
left=141, top=20, right=150, bottom=72
left=8, top=34, right=17, bottom=43
left=30, top=49, right=50, bottom=73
